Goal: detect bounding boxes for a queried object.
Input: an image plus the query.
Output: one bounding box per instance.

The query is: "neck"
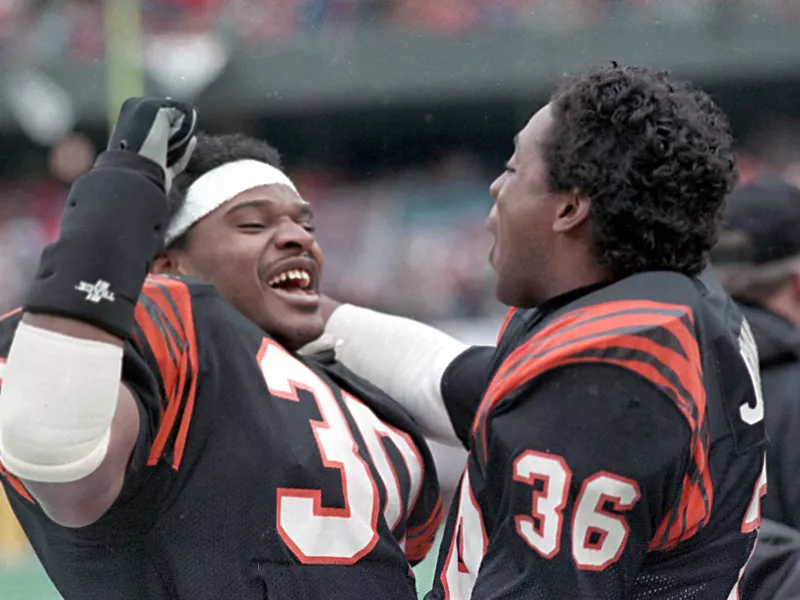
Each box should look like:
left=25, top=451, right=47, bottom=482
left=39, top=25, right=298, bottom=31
left=538, top=253, right=610, bottom=306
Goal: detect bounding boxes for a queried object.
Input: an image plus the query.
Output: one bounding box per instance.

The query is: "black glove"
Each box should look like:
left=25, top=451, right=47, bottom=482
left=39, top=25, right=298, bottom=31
left=107, top=97, right=198, bottom=192
left=24, top=97, right=199, bottom=338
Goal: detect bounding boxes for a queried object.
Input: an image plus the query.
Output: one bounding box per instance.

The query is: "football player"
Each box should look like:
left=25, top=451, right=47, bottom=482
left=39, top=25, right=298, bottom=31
left=0, top=100, right=441, bottom=599
left=321, top=64, right=768, bottom=599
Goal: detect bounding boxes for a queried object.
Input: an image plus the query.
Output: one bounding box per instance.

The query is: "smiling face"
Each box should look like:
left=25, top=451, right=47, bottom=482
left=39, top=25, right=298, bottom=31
left=154, top=183, right=324, bottom=350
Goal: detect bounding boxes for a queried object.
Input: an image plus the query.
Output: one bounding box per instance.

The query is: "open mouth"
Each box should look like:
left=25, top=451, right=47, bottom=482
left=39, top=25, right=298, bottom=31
left=265, top=267, right=319, bottom=307
left=267, top=268, right=313, bottom=292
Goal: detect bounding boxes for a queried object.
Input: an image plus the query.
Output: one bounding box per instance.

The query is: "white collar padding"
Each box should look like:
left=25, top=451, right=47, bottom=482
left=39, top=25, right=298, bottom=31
left=165, top=159, right=298, bottom=245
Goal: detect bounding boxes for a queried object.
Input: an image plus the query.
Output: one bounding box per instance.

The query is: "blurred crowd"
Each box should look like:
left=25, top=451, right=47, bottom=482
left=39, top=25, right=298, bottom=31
left=0, top=142, right=501, bottom=321
left=1, top=122, right=799, bottom=322
left=1, top=0, right=799, bottom=62
left=0, top=1, right=799, bottom=595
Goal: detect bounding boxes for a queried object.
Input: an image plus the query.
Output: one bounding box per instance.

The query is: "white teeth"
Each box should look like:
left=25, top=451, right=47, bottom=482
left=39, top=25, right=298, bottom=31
left=268, top=269, right=312, bottom=290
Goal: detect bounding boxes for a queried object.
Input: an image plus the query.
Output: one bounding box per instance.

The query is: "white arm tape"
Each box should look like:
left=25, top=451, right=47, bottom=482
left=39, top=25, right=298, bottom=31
left=0, top=323, right=123, bottom=483
left=326, top=304, right=467, bottom=446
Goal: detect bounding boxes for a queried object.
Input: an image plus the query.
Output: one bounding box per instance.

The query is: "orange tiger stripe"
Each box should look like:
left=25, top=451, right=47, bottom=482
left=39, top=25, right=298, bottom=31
left=135, top=276, right=199, bottom=470
left=492, top=347, right=713, bottom=549
left=145, top=284, right=186, bottom=350
left=0, top=307, right=21, bottom=322
left=489, top=308, right=591, bottom=387
left=476, top=303, right=700, bottom=444
left=472, top=300, right=713, bottom=547
left=139, top=284, right=184, bottom=363
left=406, top=495, right=444, bottom=562
left=408, top=494, right=443, bottom=536
left=479, top=330, right=699, bottom=456
left=134, top=305, right=179, bottom=414
left=496, top=308, right=517, bottom=344
left=491, top=300, right=694, bottom=387
left=563, top=349, right=713, bottom=548
left=0, top=461, right=35, bottom=504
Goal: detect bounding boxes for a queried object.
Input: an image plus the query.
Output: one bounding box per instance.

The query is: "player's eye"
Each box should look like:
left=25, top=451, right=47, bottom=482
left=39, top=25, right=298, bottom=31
left=237, top=222, right=266, bottom=231
left=504, top=162, right=516, bottom=174
left=302, top=223, right=316, bottom=233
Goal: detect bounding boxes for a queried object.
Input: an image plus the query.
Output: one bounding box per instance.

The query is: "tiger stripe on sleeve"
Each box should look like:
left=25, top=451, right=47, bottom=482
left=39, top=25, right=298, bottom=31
left=133, top=275, right=199, bottom=471
left=473, top=300, right=712, bottom=549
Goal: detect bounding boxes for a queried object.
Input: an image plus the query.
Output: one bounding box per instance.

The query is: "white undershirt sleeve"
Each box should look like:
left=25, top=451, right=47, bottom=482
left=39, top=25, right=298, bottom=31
left=325, top=304, right=467, bottom=447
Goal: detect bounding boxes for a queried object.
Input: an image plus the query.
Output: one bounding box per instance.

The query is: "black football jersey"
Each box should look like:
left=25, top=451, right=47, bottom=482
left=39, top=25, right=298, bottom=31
left=429, top=271, right=767, bottom=599
left=0, top=275, right=442, bottom=600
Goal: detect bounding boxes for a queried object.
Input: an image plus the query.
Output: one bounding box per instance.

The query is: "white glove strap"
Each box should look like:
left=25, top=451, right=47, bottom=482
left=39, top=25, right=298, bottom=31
left=325, top=305, right=467, bottom=446
left=0, top=323, right=123, bottom=483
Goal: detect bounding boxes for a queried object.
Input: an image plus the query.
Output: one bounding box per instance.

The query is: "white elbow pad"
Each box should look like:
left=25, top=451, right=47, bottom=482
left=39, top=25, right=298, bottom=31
left=0, top=323, right=123, bottom=483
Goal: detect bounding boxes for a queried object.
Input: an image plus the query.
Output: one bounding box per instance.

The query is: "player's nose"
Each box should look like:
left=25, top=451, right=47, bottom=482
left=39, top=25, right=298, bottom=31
left=489, top=173, right=504, bottom=201
left=274, top=219, right=315, bottom=252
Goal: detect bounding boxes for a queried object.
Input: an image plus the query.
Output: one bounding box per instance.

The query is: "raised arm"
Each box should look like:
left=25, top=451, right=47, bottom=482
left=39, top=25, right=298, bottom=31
left=0, top=98, right=196, bottom=527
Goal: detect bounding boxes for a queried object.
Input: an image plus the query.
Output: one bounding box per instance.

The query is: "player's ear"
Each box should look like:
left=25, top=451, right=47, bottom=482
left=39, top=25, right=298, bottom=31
left=151, top=250, right=183, bottom=275
left=553, top=189, right=591, bottom=233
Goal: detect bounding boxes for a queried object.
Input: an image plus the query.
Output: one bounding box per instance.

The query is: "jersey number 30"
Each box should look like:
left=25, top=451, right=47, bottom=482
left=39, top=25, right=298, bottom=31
left=257, top=339, right=424, bottom=565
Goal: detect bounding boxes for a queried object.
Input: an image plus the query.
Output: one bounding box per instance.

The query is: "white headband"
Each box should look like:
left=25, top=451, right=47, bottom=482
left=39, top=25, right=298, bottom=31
left=165, top=159, right=298, bottom=245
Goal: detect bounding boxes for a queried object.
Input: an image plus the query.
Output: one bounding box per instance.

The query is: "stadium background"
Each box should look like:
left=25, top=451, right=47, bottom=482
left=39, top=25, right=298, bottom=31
left=0, top=0, right=798, bottom=597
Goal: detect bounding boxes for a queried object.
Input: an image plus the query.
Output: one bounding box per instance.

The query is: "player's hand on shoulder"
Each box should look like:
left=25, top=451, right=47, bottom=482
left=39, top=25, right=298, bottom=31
left=107, top=97, right=198, bottom=191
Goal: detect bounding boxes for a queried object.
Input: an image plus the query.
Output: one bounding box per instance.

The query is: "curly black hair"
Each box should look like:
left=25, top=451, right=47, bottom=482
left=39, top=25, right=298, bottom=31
left=543, top=63, right=737, bottom=278
left=167, top=132, right=283, bottom=249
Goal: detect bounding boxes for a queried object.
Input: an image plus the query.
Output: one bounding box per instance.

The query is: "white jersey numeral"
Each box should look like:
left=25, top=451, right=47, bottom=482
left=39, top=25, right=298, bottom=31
left=343, top=392, right=424, bottom=536
left=441, top=451, right=643, bottom=598
left=738, top=318, right=765, bottom=425
left=727, top=456, right=768, bottom=600
left=513, top=450, right=572, bottom=559
left=441, top=469, right=488, bottom=600
left=571, top=472, right=641, bottom=570
left=259, top=340, right=380, bottom=564
left=258, top=340, right=425, bottom=563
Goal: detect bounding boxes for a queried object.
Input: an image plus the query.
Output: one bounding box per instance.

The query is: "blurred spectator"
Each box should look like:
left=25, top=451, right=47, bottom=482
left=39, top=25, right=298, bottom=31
left=741, top=519, right=800, bottom=600
left=1, top=0, right=797, bottom=63
left=310, top=149, right=499, bottom=322
left=0, top=141, right=501, bottom=320
left=5, top=132, right=800, bottom=322
left=712, top=177, right=800, bottom=530
left=738, top=119, right=800, bottom=187
left=48, top=132, right=95, bottom=184
left=0, top=194, right=46, bottom=312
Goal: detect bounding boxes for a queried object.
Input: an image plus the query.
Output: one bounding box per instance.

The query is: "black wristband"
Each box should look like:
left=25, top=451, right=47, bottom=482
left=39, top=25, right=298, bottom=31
left=24, top=151, right=169, bottom=339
